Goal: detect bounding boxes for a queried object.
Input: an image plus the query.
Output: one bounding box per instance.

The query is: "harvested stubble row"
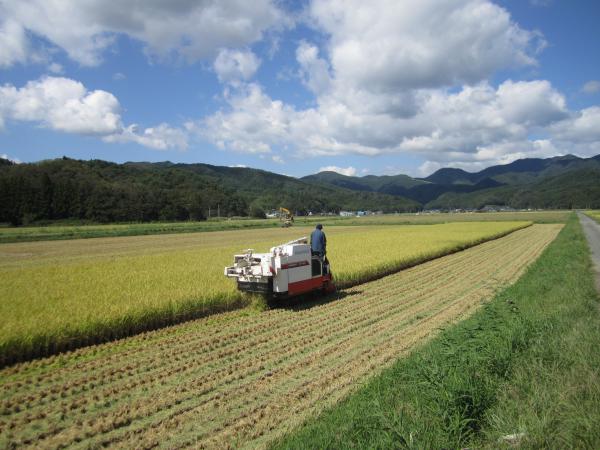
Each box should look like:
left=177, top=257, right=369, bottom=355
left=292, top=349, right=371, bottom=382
left=0, top=224, right=561, bottom=449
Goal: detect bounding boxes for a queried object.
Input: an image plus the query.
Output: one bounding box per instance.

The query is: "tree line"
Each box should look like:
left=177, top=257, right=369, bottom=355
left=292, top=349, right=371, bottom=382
left=0, top=158, right=248, bottom=226
left=0, top=158, right=418, bottom=226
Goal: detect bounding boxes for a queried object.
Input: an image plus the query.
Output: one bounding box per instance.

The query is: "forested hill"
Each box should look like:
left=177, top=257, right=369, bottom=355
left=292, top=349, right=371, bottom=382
left=0, top=158, right=419, bottom=225
left=2, top=153, right=599, bottom=226
left=303, top=154, right=600, bottom=208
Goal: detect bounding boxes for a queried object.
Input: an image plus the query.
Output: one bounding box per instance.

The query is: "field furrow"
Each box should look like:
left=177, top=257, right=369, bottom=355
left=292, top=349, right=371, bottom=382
left=0, top=224, right=561, bottom=449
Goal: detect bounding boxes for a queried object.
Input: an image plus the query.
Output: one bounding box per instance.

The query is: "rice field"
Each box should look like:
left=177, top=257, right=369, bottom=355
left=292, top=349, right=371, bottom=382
left=0, top=224, right=561, bottom=449
left=0, top=210, right=569, bottom=243
left=0, top=221, right=529, bottom=365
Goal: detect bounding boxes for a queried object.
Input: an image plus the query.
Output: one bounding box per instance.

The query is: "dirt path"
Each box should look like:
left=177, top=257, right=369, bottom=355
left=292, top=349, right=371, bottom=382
left=0, top=224, right=561, bottom=449
left=578, top=212, right=600, bottom=292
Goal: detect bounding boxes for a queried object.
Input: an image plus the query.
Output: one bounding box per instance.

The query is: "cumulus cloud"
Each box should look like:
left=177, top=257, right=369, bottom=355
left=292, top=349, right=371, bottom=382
left=214, top=49, right=261, bottom=84
left=582, top=80, right=600, bottom=94
left=198, top=0, right=600, bottom=173
left=104, top=123, right=188, bottom=150
left=310, top=0, right=542, bottom=91
left=319, top=165, right=357, bottom=176
left=47, top=62, right=64, bottom=74
left=1, top=153, right=22, bottom=163
left=550, top=107, right=600, bottom=144
left=296, top=41, right=331, bottom=95
left=200, top=78, right=571, bottom=171
left=0, top=76, right=122, bottom=134
left=0, top=76, right=188, bottom=150
left=0, top=0, right=287, bottom=66
left=199, top=83, right=294, bottom=154
left=0, top=19, right=29, bottom=67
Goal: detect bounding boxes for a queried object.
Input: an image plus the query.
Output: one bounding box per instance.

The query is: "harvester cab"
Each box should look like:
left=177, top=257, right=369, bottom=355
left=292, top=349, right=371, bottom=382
left=224, top=237, right=335, bottom=298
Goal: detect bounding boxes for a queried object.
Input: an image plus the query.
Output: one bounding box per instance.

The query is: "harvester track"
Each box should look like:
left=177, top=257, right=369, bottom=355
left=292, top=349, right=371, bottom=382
left=0, top=224, right=561, bottom=449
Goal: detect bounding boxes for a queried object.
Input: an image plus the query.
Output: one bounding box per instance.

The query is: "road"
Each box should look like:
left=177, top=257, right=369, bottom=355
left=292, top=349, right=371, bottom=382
left=578, top=212, right=600, bottom=292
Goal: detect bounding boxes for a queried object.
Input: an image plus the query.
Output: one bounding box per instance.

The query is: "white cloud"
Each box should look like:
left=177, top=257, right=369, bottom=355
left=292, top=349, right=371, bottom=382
left=0, top=0, right=288, bottom=67
left=112, top=72, right=126, bottom=81
left=0, top=76, right=189, bottom=150
left=214, top=49, right=261, bottom=85
left=47, top=62, right=64, bottom=74
left=1, top=153, right=22, bottom=164
left=0, top=19, right=29, bottom=67
left=296, top=41, right=331, bottom=95
left=319, top=165, right=357, bottom=176
left=198, top=0, right=600, bottom=173
left=104, top=123, right=188, bottom=150
left=582, top=80, right=600, bottom=94
left=200, top=78, right=571, bottom=170
left=550, top=107, right=600, bottom=144
left=310, top=0, right=542, bottom=91
left=199, top=83, right=294, bottom=154
left=0, top=76, right=122, bottom=134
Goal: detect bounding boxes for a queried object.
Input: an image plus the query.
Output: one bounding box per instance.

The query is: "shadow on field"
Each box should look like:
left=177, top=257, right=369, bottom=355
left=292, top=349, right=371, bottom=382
left=269, top=289, right=362, bottom=312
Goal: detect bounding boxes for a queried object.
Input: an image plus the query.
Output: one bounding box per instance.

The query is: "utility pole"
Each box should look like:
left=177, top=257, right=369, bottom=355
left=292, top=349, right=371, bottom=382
left=208, top=206, right=211, bottom=219
left=217, top=203, right=220, bottom=219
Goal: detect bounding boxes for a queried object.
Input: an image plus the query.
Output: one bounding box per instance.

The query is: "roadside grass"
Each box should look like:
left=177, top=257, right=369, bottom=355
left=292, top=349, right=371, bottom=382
left=0, top=210, right=569, bottom=243
left=585, top=210, right=600, bottom=224
left=272, top=214, right=600, bottom=449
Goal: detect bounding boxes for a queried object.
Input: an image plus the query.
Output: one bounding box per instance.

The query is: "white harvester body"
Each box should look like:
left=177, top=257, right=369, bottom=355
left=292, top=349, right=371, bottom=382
left=224, top=237, right=334, bottom=297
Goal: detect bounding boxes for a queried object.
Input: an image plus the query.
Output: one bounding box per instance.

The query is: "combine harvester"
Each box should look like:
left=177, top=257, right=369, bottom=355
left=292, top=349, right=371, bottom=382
left=279, top=207, right=294, bottom=227
left=225, top=237, right=335, bottom=298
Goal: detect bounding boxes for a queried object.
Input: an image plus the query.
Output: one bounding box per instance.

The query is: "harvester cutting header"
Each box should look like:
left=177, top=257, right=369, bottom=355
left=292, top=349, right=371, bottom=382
left=225, top=237, right=335, bottom=298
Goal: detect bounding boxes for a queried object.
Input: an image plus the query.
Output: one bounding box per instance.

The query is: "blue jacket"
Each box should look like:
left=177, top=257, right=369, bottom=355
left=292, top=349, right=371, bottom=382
left=310, top=228, right=327, bottom=254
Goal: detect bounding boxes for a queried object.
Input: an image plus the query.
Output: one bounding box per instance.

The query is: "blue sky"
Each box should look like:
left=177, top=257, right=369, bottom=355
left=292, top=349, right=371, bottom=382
left=0, top=0, right=599, bottom=178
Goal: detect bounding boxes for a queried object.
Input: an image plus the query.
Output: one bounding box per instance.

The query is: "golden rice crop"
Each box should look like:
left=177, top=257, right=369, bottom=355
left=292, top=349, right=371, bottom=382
left=0, top=221, right=529, bottom=365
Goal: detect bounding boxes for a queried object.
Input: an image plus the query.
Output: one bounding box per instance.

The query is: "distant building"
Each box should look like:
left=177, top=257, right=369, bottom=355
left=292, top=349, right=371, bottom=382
left=339, top=211, right=354, bottom=217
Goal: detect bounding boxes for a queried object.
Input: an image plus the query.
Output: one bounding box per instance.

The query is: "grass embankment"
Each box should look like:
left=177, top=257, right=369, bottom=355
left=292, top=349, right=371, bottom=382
left=274, top=215, right=600, bottom=449
left=0, top=210, right=568, bottom=243
left=0, top=222, right=529, bottom=366
left=586, top=210, right=600, bottom=224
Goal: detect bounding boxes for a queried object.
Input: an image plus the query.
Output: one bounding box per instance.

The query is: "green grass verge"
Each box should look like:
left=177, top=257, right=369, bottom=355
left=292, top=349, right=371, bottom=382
left=585, top=210, right=600, bottom=224
left=272, top=215, right=600, bottom=449
left=0, top=211, right=569, bottom=243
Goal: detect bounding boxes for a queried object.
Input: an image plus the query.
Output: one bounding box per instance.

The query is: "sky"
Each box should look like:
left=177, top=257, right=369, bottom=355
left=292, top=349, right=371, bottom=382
left=0, top=0, right=599, bottom=178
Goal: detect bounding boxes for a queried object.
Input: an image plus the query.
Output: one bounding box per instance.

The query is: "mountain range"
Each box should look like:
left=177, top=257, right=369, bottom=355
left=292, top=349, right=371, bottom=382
left=1, top=153, right=599, bottom=225
left=303, top=154, right=600, bottom=209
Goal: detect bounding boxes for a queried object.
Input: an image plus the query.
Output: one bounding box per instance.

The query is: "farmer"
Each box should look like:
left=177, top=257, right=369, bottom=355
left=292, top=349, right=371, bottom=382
left=310, top=224, right=327, bottom=258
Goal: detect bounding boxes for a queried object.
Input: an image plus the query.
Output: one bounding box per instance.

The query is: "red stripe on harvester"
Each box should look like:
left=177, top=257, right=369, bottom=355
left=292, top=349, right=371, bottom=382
left=287, top=275, right=326, bottom=296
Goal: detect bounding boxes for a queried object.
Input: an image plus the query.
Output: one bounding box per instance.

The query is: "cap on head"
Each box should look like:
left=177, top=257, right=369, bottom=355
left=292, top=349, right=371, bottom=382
left=316, top=224, right=323, bottom=230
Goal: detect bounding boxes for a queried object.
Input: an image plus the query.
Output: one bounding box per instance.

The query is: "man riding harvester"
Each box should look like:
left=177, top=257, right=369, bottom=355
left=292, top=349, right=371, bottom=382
left=224, top=224, right=334, bottom=298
